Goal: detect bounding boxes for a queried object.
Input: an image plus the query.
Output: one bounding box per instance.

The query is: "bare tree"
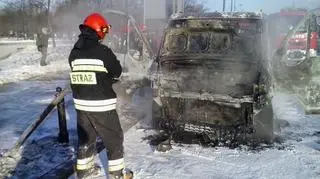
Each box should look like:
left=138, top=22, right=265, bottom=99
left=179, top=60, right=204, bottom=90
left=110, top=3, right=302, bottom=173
left=184, top=0, right=209, bottom=16
left=0, top=0, right=53, bottom=38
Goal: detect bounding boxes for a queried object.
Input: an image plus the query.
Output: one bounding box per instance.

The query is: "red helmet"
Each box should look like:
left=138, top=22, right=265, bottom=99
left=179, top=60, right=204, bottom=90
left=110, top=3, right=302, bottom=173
left=81, top=13, right=111, bottom=39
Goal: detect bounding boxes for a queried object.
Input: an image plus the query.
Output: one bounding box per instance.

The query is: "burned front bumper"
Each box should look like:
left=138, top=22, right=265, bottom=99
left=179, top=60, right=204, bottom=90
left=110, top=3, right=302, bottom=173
left=155, top=89, right=254, bottom=128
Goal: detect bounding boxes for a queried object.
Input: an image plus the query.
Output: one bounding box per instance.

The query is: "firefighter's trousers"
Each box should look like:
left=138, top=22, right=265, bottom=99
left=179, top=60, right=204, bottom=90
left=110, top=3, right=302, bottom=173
left=76, top=109, right=125, bottom=173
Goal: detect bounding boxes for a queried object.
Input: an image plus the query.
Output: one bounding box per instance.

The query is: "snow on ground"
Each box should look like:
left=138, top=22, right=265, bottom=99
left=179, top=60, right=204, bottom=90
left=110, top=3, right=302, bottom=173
left=0, top=45, right=25, bottom=60
left=0, top=41, right=320, bottom=178
left=123, top=94, right=320, bottom=179
left=0, top=44, right=73, bottom=85
left=0, top=79, right=70, bottom=152
left=114, top=92, right=320, bottom=179
left=0, top=41, right=149, bottom=85
left=0, top=84, right=147, bottom=178
left=0, top=38, right=74, bottom=44
left=2, top=86, right=320, bottom=179
left=0, top=38, right=35, bottom=44
left=0, top=41, right=149, bottom=178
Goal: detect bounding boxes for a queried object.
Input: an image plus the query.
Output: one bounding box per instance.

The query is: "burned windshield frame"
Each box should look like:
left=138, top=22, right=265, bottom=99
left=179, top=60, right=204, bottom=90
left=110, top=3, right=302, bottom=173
left=189, top=33, right=209, bottom=51
left=210, top=33, right=232, bottom=52
left=162, top=18, right=262, bottom=55
left=166, top=34, right=187, bottom=53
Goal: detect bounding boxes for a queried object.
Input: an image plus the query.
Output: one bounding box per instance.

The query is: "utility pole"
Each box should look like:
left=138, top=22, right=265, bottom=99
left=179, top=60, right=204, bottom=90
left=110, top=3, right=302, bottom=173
left=223, top=0, right=226, bottom=12
left=231, top=0, right=233, bottom=12
left=230, top=0, right=235, bottom=12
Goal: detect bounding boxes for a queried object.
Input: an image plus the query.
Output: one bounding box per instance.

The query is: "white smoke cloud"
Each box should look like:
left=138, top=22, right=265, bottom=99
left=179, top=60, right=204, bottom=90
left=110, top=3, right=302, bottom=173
left=207, top=0, right=320, bottom=13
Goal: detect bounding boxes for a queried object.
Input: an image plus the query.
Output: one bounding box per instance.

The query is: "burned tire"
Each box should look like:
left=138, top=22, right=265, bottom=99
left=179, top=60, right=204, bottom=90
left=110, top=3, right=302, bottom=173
left=152, top=99, right=162, bottom=129
left=253, top=104, right=275, bottom=142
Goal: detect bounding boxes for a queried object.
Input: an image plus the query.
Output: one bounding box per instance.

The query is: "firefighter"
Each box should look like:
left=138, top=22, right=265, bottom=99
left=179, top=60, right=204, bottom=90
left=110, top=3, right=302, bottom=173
left=68, top=13, right=133, bottom=179
left=36, top=27, right=50, bottom=66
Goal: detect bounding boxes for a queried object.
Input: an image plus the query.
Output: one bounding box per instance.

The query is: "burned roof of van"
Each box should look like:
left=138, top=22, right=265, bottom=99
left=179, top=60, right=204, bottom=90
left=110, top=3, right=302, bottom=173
left=167, top=12, right=263, bottom=32
left=170, top=11, right=263, bottom=20
left=159, top=12, right=264, bottom=60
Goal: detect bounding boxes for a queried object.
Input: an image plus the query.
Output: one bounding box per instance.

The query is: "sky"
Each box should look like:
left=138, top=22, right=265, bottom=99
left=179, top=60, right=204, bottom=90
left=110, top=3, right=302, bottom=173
left=0, top=0, right=319, bottom=14
left=206, top=0, right=320, bottom=14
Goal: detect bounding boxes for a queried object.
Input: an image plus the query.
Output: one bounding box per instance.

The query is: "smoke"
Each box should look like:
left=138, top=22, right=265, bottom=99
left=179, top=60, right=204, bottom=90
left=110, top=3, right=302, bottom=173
left=207, top=0, right=320, bottom=13
left=261, top=0, right=320, bottom=13
left=52, top=1, right=99, bottom=36
left=52, top=1, right=131, bottom=39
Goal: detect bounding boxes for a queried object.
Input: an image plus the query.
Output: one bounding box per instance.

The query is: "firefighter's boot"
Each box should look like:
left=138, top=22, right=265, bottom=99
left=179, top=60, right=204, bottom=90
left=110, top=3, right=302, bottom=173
left=109, top=168, right=133, bottom=179
left=76, top=165, right=102, bottom=179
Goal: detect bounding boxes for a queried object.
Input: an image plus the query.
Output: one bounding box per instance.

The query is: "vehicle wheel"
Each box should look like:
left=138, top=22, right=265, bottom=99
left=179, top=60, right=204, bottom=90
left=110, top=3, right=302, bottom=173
left=152, top=99, right=162, bottom=129
left=253, top=104, right=275, bottom=143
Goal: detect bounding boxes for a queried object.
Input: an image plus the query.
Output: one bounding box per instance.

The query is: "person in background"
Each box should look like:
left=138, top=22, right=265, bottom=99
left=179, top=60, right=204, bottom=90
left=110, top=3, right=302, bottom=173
left=68, top=12, right=133, bottom=179
left=36, top=27, right=50, bottom=66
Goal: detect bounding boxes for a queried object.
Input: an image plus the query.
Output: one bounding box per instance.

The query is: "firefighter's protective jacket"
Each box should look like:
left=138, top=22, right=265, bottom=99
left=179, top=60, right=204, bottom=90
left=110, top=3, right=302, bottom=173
left=68, top=26, right=122, bottom=112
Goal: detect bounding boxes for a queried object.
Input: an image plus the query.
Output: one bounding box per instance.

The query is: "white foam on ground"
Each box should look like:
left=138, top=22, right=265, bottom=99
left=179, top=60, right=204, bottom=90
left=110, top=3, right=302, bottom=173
left=0, top=44, right=72, bottom=85
left=0, top=41, right=319, bottom=179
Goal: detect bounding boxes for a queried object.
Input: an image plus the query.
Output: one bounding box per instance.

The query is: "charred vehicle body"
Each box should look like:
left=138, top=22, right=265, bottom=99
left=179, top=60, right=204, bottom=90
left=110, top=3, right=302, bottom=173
left=149, top=13, right=275, bottom=150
